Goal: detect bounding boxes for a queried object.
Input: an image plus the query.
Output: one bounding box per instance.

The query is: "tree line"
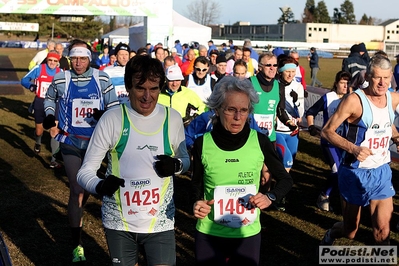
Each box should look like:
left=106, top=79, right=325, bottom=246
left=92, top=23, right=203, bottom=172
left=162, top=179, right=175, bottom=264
left=186, top=0, right=381, bottom=26
left=299, top=0, right=378, bottom=25
left=0, top=14, right=136, bottom=41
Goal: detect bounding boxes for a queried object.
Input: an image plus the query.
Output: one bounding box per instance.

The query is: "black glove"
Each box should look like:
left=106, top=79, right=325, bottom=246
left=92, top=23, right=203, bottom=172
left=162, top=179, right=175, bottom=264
left=29, top=84, right=37, bottom=92
left=43, top=114, right=56, bottom=129
left=290, top=90, right=298, bottom=102
left=154, top=155, right=182, bottom=177
left=95, top=175, right=125, bottom=197
left=304, top=90, right=309, bottom=98
left=308, top=125, right=318, bottom=136
left=285, top=120, right=298, bottom=131
left=93, top=108, right=105, bottom=121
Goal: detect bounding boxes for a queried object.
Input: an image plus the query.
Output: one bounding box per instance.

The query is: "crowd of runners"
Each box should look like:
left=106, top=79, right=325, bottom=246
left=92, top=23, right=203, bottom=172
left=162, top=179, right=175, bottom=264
left=19, top=37, right=399, bottom=265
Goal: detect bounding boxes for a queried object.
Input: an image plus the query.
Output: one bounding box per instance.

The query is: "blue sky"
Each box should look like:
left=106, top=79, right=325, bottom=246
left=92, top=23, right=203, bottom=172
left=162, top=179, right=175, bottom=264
left=173, top=0, right=398, bottom=25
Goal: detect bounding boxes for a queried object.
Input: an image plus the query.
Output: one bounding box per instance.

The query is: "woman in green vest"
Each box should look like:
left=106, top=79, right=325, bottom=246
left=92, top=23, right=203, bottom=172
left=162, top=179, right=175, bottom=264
left=190, top=76, right=293, bottom=265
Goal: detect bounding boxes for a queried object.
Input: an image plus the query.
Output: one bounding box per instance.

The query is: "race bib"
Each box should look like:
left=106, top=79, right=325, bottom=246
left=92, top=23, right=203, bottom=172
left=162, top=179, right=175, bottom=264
left=213, top=185, right=257, bottom=228
left=119, top=176, right=163, bottom=222
left=361, top=129, right=391, bottom=167
left=254, top=113, right=274, bottom=132
left=71, top=99, right=100, bottom=127
left=115, top=85, right=129, bottom=104
left=39, top=81, right=51, bottom=98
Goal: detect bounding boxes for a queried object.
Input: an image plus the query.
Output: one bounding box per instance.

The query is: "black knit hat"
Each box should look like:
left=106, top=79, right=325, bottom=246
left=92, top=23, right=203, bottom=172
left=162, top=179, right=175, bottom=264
left=216, top=55, right=227, bottom=64
left=115, top=42, right=130, bottom=55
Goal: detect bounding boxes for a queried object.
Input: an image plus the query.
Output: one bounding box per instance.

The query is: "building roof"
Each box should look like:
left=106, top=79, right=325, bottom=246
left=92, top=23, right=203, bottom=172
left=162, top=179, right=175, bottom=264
left=379, top=19, right=399, bottom=26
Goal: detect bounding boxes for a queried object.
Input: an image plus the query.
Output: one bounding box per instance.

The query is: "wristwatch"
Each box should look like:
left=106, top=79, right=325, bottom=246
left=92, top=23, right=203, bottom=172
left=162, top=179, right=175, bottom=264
left=265, top=192, right=276, bottom=202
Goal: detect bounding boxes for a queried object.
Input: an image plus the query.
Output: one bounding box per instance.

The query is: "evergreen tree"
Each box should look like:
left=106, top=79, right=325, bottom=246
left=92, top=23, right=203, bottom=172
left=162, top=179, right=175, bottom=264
left=316, top=1, right=331, bottom=23
left=359, top=14, right=374, bottom=25
left=0, top=14, right=103, bottom=40
left=340, top=0, right=356, bottom=24
left=302, top=0, right=315, bottom=23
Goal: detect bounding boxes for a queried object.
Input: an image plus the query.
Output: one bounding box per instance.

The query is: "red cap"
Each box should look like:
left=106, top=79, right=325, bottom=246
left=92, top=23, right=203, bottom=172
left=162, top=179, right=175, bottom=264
left=47, top=51, right=61, bottom=61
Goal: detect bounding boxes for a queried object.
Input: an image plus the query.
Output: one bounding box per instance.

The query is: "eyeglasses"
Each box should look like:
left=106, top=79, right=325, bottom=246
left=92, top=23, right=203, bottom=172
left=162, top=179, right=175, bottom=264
left=222, top=107, right=249, bottom=117
left=195, top=68, right=208, bottom=72
left=260, top=63, right=278, bottom=67
left=70, top=57, right=89, bottom=63
left=47, top=59, right=59, bottom=63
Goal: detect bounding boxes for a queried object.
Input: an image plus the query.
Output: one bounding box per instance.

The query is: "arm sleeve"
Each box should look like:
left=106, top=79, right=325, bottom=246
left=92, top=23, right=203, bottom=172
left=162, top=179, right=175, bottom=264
left=77, top=111, right=119, bottom=194
left=44, top=72, right=63, bottom=116
left=21, top=67, right=39, bottom=89
left=309, top=54, right=316, bottom=65
left=99, top=72, right=120, bottom=110
left=192, top=92, right=207, bottom=114
left=349, top=72, right=364, bottom=89
left=258, top=132, right=293, bottom=201
left=170, top=110, right=190, bottom=174
left=190, top=136, right=204, bottom=204
left=342, top=58, right=349, bottom=72
left=276, top=83, right=290, bottom=125
left=184, top=112, right=210, bottom=150
left=96, top=55, right=103, bottom=67
left=305, top=96, right=325, bottom=118
left=296, top=84, right=305, bottom=118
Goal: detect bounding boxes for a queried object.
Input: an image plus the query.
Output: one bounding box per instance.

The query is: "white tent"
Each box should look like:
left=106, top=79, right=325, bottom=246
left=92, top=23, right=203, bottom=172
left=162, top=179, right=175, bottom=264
left=102, top=27, right=129, bottom=47
left=128, top=10, right=212, bottom=50
left=169, top=10, right=212, bottom=48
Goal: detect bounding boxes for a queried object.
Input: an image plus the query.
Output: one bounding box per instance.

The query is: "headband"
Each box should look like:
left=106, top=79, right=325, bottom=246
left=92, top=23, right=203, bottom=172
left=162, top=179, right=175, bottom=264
left=69, top=47, right=92, bottom=62
left=278, top=63, right=297, bottom=73
left=47, top=51, right=60, bottom=61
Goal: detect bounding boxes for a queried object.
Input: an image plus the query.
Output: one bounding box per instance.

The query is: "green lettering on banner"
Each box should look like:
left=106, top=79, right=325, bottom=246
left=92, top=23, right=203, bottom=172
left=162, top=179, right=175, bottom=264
left=0, top=0, right=168, bottom=16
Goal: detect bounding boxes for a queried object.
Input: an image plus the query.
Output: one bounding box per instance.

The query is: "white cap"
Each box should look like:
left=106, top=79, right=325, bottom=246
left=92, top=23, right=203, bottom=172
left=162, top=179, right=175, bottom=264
left=171, top=47, right=177, bottom=53
left=166, top=65, right=184, bottom=81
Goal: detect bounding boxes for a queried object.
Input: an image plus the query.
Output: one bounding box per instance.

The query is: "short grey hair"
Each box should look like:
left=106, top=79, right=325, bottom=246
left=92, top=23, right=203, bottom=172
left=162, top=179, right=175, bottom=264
left=199, top=45, right=207, bottom=52
left=47, top=40, right=56, bottom=48
left=243, top=39, right=252, bottom=48
left=206, top=76, right=259, bottom=114
left=366, top=55, right=392, bottom=77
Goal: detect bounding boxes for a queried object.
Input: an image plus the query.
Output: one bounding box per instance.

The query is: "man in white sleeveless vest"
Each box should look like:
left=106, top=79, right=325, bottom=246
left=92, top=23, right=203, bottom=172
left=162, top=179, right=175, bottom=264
left=77, top=55, right=190, bottom=265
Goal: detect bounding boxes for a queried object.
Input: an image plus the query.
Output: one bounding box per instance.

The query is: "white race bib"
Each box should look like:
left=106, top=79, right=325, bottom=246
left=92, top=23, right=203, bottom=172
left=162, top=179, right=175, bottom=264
left=119, top=176, right=163, bottom=222
left=115, top=85, right=129, bottom=104
left=254, top=113, right=274, bottom=133
left=213, top=185, right=257, bottom=228
left=39, top=81, right=51, bottom=98
left=71, top=99, right=100, bottom=127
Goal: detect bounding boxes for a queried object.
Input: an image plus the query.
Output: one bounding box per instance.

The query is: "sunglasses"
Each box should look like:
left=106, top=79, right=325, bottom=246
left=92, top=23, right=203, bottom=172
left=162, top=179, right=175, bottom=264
left=195, top=68, right=208, bottom=72
left=261, top=63, right=278, bottom=67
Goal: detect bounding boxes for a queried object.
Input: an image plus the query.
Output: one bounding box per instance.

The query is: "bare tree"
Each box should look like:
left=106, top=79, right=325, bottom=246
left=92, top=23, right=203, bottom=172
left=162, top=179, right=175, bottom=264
left=186, top=0, right=221, bottom=25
